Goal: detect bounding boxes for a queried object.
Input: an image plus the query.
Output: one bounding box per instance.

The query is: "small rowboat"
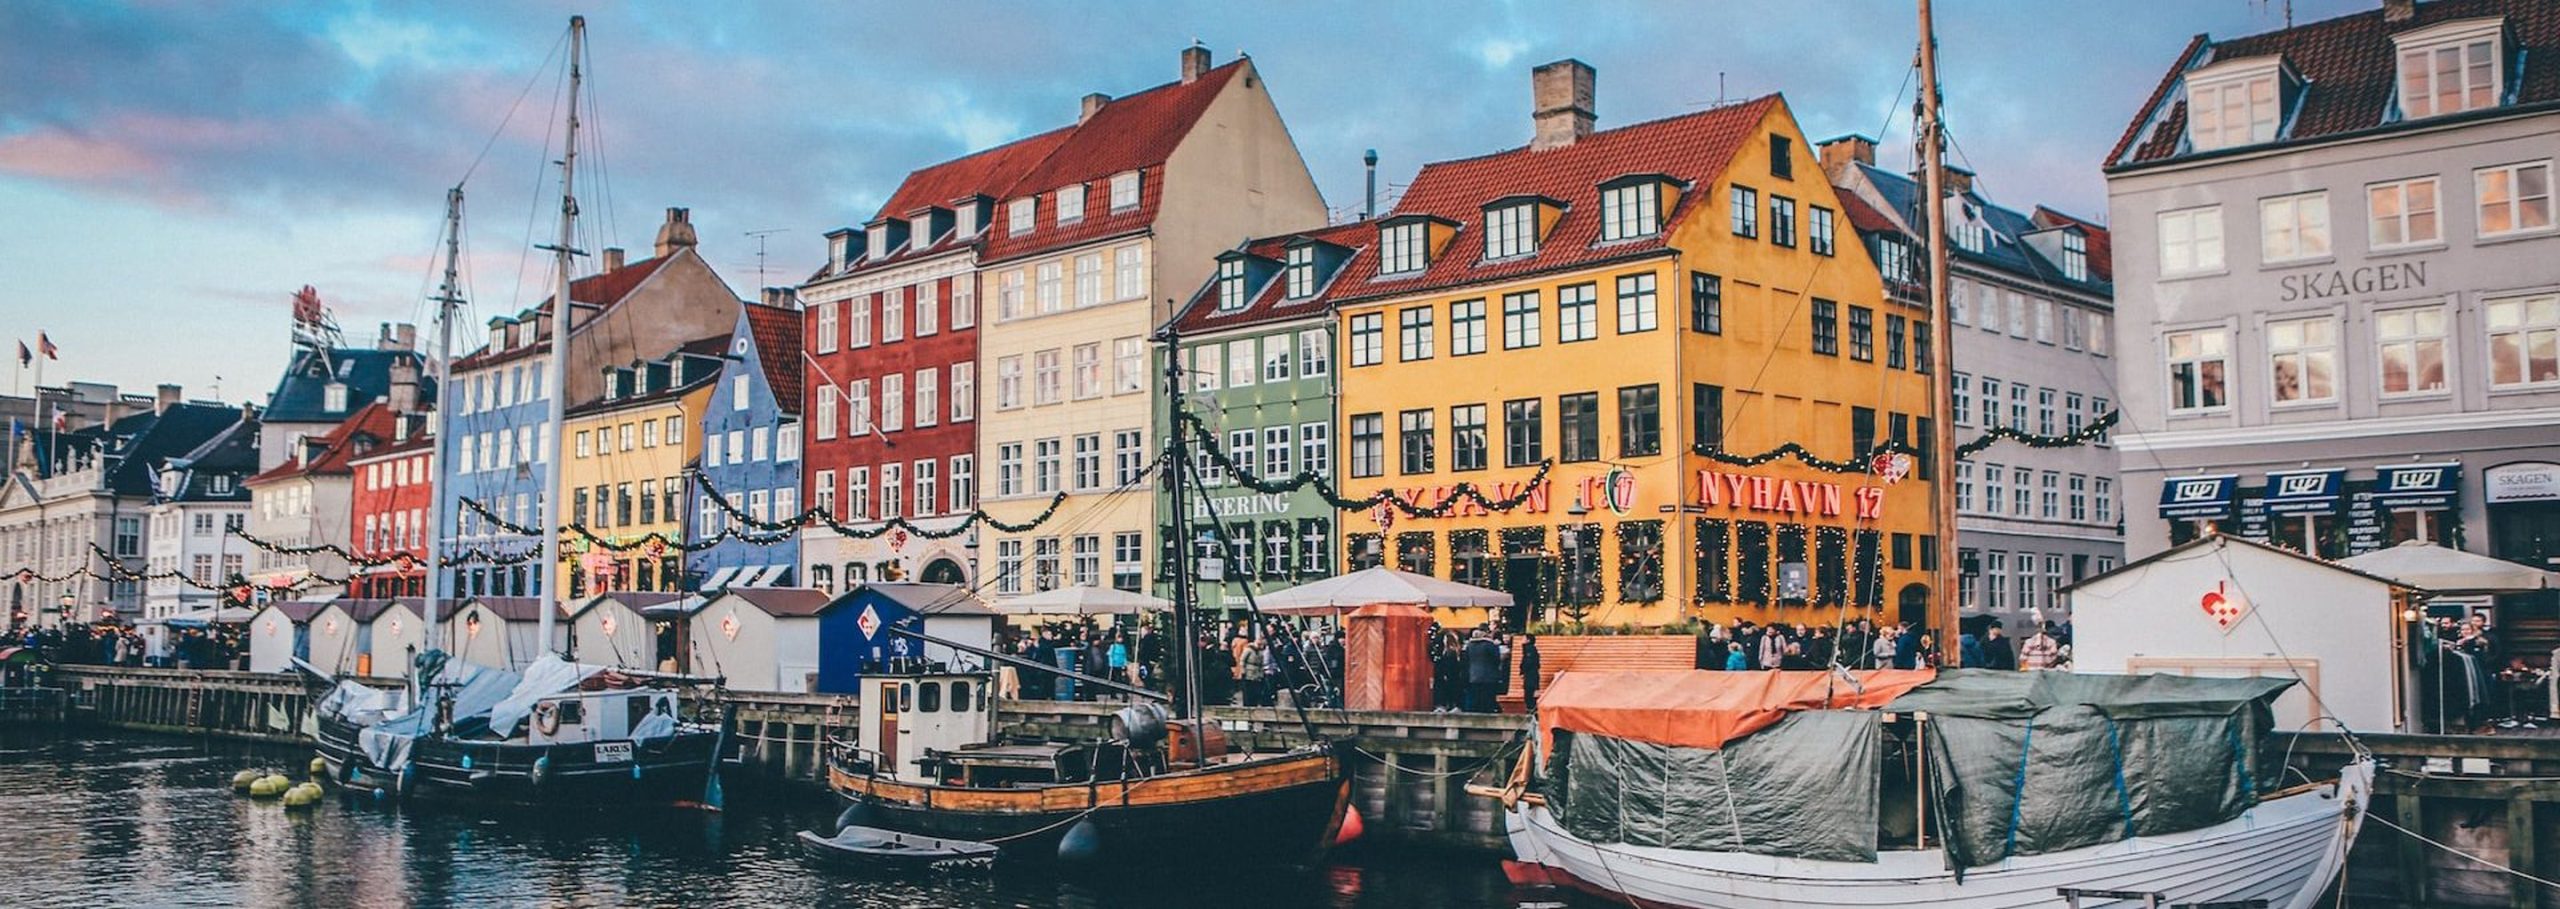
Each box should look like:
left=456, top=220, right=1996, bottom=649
left=797, top=825, right=1000, bottom=873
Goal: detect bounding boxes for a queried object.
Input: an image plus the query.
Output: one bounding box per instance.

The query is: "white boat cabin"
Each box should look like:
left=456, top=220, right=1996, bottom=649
left=524, top=685, right=683, bottom=746
left=855, top=671, right=994, bottom=782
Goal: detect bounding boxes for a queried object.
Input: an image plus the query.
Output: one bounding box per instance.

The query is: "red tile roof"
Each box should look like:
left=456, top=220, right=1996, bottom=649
left=741, top=302, right=804, bottom=415
left=1168, top=220, right=1373, bottom=336
left=1834, top=189, right=1904, bottom=236
left=2109, top=0, right=2560, bottom=169
left=2030, top=206, right=2115, bottom=283
left=452, top=253, right=677, bottom=371
left=977, top=61, right=1246, bottom=265
left=1320, top=95, right=1783, bottom=304
left=829, top=127, right=1079, bottom=278
left=246, top=400, right=401, bottom=484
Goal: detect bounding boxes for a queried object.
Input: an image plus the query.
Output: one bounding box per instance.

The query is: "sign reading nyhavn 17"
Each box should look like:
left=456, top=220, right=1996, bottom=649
left=1694, top=469, right=1885, bottom=520
left=2278, top=260, right=2425, bottom=302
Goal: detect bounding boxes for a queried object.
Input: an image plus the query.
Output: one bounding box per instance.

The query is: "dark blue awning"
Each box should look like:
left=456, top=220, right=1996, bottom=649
left=2158, top=474, right=2239, bottom=520
left=2374, top=463, right=2461, bottom=510
left=2263, top=469, right=2346, bottom=516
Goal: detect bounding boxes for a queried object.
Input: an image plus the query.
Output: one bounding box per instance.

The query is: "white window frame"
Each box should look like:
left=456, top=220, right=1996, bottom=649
left=1599, top=182, right=1659, bottom=242
left=2157, top=206, right=2225, bottom=276
left=1109, top=171, right=1141, bottom=212
left=2259, top=191, right=2331, bottom=264
left=2475, top=161, right=2554, bottom=239
left=1484, top=202, right=1537, bottom=260
left=914, top=368, right=938, bottom=427
left=1262, top=334, right=1293, bottom=383
left=996, top=355, right=1023, bottom=410
left=2374, top=305, right=2450, bottom=398
left=2164, top=326, right=2233, bottom=413
left=815, top=303, right=839, bottom=354
left=1380, top=222, right=1426, bottom=275
left=1114, top=337, right=1145, bottom=394
left=1227, top=338, right=1256, bottom=388
left=2266, top=315, right=2339, bottom=406
left=2396, top=25, right=2502, bottom=120
left=951, top=362, right=975, bottom=421
left=2486, top=293, right=2560, bottom=389
left=1054, top=184, right=1084, bottom=225
left=2186, top=71, right=2280, bottom=152
left=2367, top=176, right=2442, bottom=249
left=1008, top=198, right=1035, bottom=236
left=1114, top=244, right=1146, bottom=301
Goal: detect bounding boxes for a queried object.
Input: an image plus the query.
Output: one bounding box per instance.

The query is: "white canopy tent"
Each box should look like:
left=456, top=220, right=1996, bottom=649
left=992, top=585, right=1171, bottom=617
left=1253, top=567, right=1513, bottom=617
left=2339, top=540, right=2560, bottom=595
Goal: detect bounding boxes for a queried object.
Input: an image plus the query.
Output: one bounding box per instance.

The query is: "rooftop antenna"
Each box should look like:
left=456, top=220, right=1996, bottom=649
left=744, top=228, right=789, bottom=289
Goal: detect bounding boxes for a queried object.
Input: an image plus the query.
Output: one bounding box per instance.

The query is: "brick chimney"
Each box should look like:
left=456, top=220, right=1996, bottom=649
left=1531, top=59, right=1596, bottom=151
left=155, top=383, right=182, bottom=415
left=387, top=359, right=420, bottom=414
left=602, top=247, right=626, bottom=273
left=1818, top=135, right=1877, bottom=178
left=1180, top=44, right=1211, bottom=83
left=2383, top=0, right=2416, bottom=23
left=1081, top=92, right=1111, bottom=124
left=394, top=323, right=416, bottom=350
left=653, top=208, right=697, bottom=257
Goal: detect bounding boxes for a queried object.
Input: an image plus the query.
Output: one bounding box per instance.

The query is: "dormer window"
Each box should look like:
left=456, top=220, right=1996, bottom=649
left=1380, top=221, right=1427, bottom=275
left=490, top=325, right=507, bottom=352
left=2184, top=57, right=2288, bottom=152
left=956, top=203, right=980, bottom=236
left=323, top=383, right=349, bottom=413
left=910, top=215, right=934, bottom=246
left=1484, top=202, right=1537, bottom=260
left=1008, top=198, right=1035, bottom=236
left=828, top=233, right=851, bottom=269
left=2396, top=18, right=2504, bottom=120
left=1284, top=245, right=1315, bottom=299
left=1055, top=185, right=1085, bottom=225
left=868, top=223, right=891, bottom=257
left=2061, top=231, right=2089, bottom=282
left=1599, top=178, right=1662, bottom=241
left=1109, top=171, right=1141, bottom=212
left=1216, top=258, right=1248, bottom=311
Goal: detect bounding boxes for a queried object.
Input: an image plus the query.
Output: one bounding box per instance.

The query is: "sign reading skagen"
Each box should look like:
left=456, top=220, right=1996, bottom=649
left=2277, top=260, right=2426, bottom=302
left=2486, top=462, right=2560, bottom=503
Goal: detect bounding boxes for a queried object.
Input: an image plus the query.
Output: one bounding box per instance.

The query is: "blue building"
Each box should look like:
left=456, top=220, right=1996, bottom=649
left=688, top=295, right=805, bottom=591
left=813, top=583, right=998, bottom=694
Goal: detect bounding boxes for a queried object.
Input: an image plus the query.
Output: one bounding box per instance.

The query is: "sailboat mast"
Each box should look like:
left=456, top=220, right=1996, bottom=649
left=1160, top=329, right=1202, bottom=720
left=422, top=186, right=463, bottom=654
left=537, top=15, right=585, bottom=653
left=1916, top=0, right=1962, bottom=664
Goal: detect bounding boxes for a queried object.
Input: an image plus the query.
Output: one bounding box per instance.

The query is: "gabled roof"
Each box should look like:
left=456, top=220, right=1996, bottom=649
left=570, top=591, right=688, bottom=619
left=339, top=597, right=421, bottom=623
left=264, top=346, right=431, bottom=426
left=451, top=253, right=679, bottom=372
left=157, top=409, right=260, bottom=503
left=564, top=336, right=728, bottom=418
left=2057, top=531, right=2412, bottom=594
left=1322, top=96, right=1782, bottom=304
left=1167, top=220, right=1371, bottom=336
left=452, top=596, right=560, bottom=624
left=246, top=400, right=399, bottom=485
left=977, top=61, right=1248, bottom=265
left=1856, top=163, right=2113, bottom=299
left=818, top=127, right=1078, bottom=279
left=2030, top=206, right=2115, bottom=284
left=28, top=403, right=252, bottom=498
left=825, top=582, right=998, bottom=617
left=2108, top=0, right=2560, bottom=170
left=255, top=599, right=332, bottom=624
left=712, top=586, right=834, bottom=618
left=739, top=303, right=804, bottom=415
left=344, top=425, right=434, bottom=467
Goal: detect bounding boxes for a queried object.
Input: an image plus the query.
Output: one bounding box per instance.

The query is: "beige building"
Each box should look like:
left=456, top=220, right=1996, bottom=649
left=973, top=47, right=1327, bottom=598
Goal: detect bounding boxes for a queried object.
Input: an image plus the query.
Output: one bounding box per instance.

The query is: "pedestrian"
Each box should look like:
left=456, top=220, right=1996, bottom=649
left=1239, top=637, right=1269, bottom=707
left=1519, top=634, right=1542, bottom=713
left=1724, top=642, right=1748, bottom=671
left=1758, top=624, right=1787, bottom=671
left=1892, top=623, right=1921, bottom=670
left=1463, top=629, right=1504, bottom=713
left=1981, top=625, right=2017, bottom=671
left=2020, top=624, right=2062, bottom=670
left=1871, top=624, right=1897, bottom=669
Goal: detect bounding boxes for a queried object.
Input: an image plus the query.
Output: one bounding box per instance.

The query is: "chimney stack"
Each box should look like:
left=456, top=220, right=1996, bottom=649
left=653, top=208, right=697, bottom=257
left=1817, top=135, right=1877, bottom=178
left=602, top=247, right=626, bottom=273
left=1363, top=149, right=1379, bottom=220
left=761, top=286, right=796, bottom=309
left=2383, top=0, right=2416, bottom=23
left=1081, top=92, right=1112, bottom=124
left=1531, top=59, right=1596, bottom=151
left=387, top=359, right=420, bottom=414
left=1180, top=44, right=1211, bottom=83
left=155, top=383, right=183, bottom=415
left=394, top=322, right=416, bottom=350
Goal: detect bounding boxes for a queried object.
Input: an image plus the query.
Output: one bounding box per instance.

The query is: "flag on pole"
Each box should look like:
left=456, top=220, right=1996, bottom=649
left=37, top=332, right=57, bottom=360
left=51, top=406, right=67, bottom=432
left=14, top=341, right=26, bottom=367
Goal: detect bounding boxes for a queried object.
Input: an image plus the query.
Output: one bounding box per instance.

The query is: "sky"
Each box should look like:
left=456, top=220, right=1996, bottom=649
left=0, top=0, right=2372, bottom=405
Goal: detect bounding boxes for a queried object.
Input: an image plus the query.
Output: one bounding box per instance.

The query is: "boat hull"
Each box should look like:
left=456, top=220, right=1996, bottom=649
left=1503, top=760, right=2371, bottom=909
left=830, top=745, right=1352, bottom=868
left=315, top=711, right=722, bottom=806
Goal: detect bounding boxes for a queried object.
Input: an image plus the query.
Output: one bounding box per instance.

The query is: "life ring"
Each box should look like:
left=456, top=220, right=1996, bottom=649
left=533, top=701, right=561, bottom=736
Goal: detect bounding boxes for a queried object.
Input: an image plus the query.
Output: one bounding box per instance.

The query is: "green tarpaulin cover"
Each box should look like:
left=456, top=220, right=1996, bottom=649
left=1558, top=710, right=1883, bottom=862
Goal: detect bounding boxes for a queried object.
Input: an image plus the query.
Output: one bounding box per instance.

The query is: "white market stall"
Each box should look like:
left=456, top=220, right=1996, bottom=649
left=345, top=598, right=426, bottom=678
left=2067, top=533, right=2416, bottom=734
left=689, top=588, right=832, bottom=693
left=299, top=598, right=363, bottom=676
left=246, top=600, right=330, bottom=674
left=444, top=596, right=568, bottom=671
left=568, top=591, right=691, bottom=671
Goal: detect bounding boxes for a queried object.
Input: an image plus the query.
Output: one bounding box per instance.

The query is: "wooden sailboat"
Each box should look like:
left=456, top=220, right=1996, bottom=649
left=820, top=329, right=1352, bottom=867
left=1487, top=5, right=2371, bottom=907
left=311, top=16, right=730, bottom=806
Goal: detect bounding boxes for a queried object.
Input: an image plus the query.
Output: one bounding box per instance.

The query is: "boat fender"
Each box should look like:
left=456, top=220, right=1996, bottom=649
left=530, top=755, right=551, bottom=790
left=1334, top=806, right=1364, bottom=846
left=460, top=753, right=473, bottom=771
left=232, top=769, right=261, bottom=793
left=1056, top=818, right=1104, bottom=864
left=834, top=800, right=873, bottom=835
left=309, top=756, right=329, bottom=777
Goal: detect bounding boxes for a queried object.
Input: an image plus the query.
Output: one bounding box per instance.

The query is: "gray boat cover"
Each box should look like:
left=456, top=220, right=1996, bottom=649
left=1545, top=670, right=2291, bottom=868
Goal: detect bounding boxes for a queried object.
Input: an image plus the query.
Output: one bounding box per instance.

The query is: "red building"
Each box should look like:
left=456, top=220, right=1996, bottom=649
left=796, top=133, right=1067, bottom=592
left=347, top=417, right=434, bottom=597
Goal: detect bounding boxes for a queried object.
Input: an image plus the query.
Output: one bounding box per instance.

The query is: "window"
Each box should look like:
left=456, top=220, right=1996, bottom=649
left=2187, top=74, right=2278, bottom=151
left=2012, top=467, right=2033, bottom=518
left=1768, top=133, right=1793, bottom=179
left=1847, top=306, right=1874, bottom=361
left=1615, top=272, right=1657, bottom=333
left=1886, top=315, right=1908, bottom=369
left=1113, top=532, right=1144, bottom=592
left=2376, top=307, right=2448, bottom=396
left=1399, top=306, right=1434, bottom=361
left=1113, top=337, right=1145, bottom=393
left=846, top=467, right=871, bottom=519
left=1852, top=407, right=1877, bottom=457
left=2095, top=478, right=2115, bottom=525
left=2060, top=231, right=2088, bottom=281
left=1559, top=283, right=1597, bottom=343
left=2398, top=33, right=2500, bottom=119
left=996, top=356, right=1023, bottom=409
left=953, top=277, right=975, bottom=328
left=1113, top=244, right=1145, bottom=301
left=1503, top=398, right=1542, bottom=466
left=1769, top=196, right=1797, bottom=247
left=2478, top=162, right=2554, bottom=238
left=1500, top=291, right=1541, bottom=350
left=1349, top=313, right=1383, bottom=366
left=1451, top=404, right=1488, bottom=471
left=845, top=296, right=873, bottom=347
left=2040, top=473, right=2060, bottom=520
left=908, top=459, right=936, bottom=516
left=1450, top=299, right=1487, bottom=355
left=1034, top=349, right=1062, bottom=404
left=1690, top=272, right=1722, bottom=335
left=1981, top=463, right=2005, bottom=515
left=2260, top=192, right=2331, bottom=262
left=2069, top=474, right=2089, bottom=522
left=951, top=362, right=974, bottom=421
left=1263, top=425, right=1293, bottom=477
left=1283, top=245, right=1315, bottom=299
left=903, top=370, right=933, bottom=428
left=1399, top=409, right=1435, bottom=474
left=1809, top=206, right=1835, bottom=255
left=882, top=288, right=906, bottom=341
left=1692, top=383, right=1723, bottom=451
left=2009, top=382, right=2028, bottom=429
left=1485, top=202, right=1537, bottom=259
left=1072, top=343, right=1103, bottom=399
left=1074, top=253, right=1103, bottom=308
left=2035, top=387, right=2057, bottom=434
left=913, top=283, right=941, bottom=337
left=1380, top=221, right=1426, bottom=274
left=1617, top=385, right=1660, bottom=457
left=1600, top=181, right=1659, bottom=241
left=1956, top=462, right=1975, bottom=513
left=1034, top=438, right=1061, bottom=494
left=1055, top=184, right=1084, bottom=224
left=2267, top=316, right=2338, bottom=404
left=1216, top=258, right=1247, bottom=311
left=2157, top=206, right=2225, bottom=275
left=815, top=303, right=839, bottom=353
left=1349, top=413, right=1384, bottom=478
left=1730, top=185, right=1758, bottom=237
left=1071, top=534, right=1100, bottom=588
left=1035, top=261, right=1062, bottom=313
left=1228, top=428, right=1257, bottom=483
left=1810, top=298, right=1839, bottom=356
left=880, top=373, right=904, bottom=431
left=778, top=424, right=801, bottom=461
left=1008, top=198, right=1034, bottom=235
left=995, top=444, right=1021, bottom=498
left=1113, top=431, right=1144, bottom=487
left=2488, top=295, right=2560, bottom=388
left=2367, top=177, right=2440, bottom=248
left=1262, top=333, right=1292, bottom=382
left=1558, top=392, right=1599, bottom=462
left=1072, top=434, right=1102, bottom=491
left=1299, top=422, right=1330, bottom=479
left=2165, top=327, right=2231, bottom=411
left=2065, top=392, right=2084, bottom=434
left=996, top=539, right=1022, bottom=594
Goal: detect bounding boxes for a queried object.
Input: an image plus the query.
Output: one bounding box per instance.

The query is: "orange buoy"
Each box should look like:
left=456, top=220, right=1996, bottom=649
left=1333, top=805, right=1365, bottom=846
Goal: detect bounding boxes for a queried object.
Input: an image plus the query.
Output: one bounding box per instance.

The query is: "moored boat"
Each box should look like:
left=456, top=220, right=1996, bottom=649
left=797, top=825, right=1000, bottom=873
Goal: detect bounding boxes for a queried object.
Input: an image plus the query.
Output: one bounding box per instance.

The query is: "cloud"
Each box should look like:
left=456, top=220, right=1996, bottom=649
left=1475, top=37, right=1530, bottom=70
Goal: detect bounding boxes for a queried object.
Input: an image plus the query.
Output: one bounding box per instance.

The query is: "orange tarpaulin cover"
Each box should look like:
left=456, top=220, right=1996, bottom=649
left=1539, top=669, right=1937, bottom=751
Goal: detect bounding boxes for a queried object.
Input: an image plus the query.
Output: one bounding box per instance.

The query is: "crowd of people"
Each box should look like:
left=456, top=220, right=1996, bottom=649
left=2422, top=612, right=2545, bottom=732
left=997, top=616, right=1350, bottom=709
left=1692, top=617, right=2072, bottom=672
left=5, top=614, right=242, bottom=671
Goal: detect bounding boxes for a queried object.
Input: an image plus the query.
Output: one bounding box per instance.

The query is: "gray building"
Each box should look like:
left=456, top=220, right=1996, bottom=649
left=2104, top=0, right=2559, bottom=642
left=1825, top=138, right=2126, bottom=637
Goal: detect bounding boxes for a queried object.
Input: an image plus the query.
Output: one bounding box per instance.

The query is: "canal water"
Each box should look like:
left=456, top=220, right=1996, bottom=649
left=0, top=731, right=1549, bottom=909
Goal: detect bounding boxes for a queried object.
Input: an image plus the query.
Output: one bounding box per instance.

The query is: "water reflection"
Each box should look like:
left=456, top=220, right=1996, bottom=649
left=0, top=731, right=1538, bottom=908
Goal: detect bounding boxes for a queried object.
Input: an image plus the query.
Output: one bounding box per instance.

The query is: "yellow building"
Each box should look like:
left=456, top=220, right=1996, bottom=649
left=557, top=338, right=725, bottom=596
left=1326, top=62, right=1942, bottom=632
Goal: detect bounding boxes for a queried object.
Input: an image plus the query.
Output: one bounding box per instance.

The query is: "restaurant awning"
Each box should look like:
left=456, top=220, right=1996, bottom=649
left=2156, top=474, right=2238, bottom=520
left=2262, top=468, right=2345, bottom=516
left=2374, top=462, right=2462, bottom=510
left=700, top=565, right=743, bottom=592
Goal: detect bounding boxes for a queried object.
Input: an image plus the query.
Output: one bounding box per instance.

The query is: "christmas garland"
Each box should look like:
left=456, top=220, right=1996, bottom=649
left=1695, top=409, right=2119, bottom=474
left=690, top=472, right=1075, bottom=541
left=230, top=529, right=545, bottom=568
left=1177, top=411, right=1554, bottom=517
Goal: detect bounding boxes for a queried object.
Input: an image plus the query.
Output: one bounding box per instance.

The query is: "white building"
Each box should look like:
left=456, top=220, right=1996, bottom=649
left=687, top=587, right=831, bottom=693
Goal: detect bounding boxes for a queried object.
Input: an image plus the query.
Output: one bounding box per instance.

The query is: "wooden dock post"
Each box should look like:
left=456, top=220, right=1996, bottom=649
left=2508, top=799, right=2536, bottom=909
